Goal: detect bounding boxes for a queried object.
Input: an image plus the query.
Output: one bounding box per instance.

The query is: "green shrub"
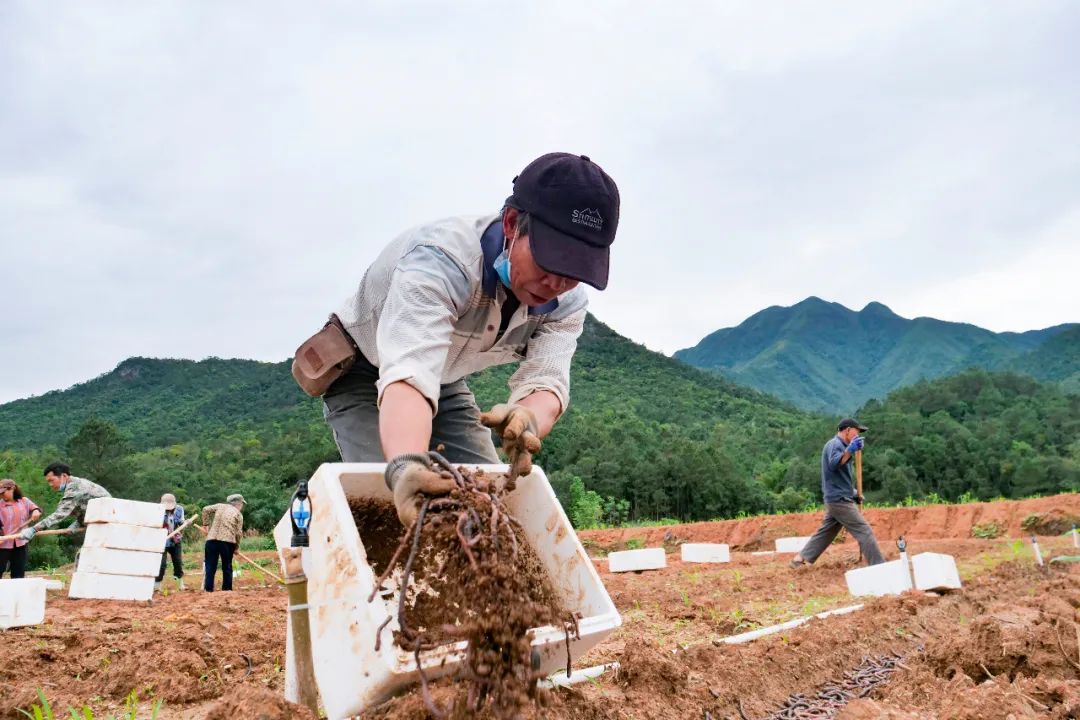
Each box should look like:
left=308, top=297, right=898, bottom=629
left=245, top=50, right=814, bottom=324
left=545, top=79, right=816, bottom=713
left=971, top=521, right=1002, bottom=539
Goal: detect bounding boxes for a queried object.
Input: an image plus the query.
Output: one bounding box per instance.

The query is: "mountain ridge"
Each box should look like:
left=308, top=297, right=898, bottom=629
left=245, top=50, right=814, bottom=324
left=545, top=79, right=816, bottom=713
left=674, top=297, right=1077, bottom=412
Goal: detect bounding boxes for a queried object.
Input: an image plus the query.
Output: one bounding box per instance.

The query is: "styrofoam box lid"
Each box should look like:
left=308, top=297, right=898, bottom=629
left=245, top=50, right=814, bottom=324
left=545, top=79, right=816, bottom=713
left=608, top=547, right=667, bottom=572
left=0, top=578, right=47, bottom=629
left=85, top=497, right=166, bottom=528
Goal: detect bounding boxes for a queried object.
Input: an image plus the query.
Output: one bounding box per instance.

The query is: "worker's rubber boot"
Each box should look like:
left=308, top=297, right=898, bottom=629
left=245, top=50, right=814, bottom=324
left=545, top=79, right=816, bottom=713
left=154, top=581, right=162, bottom=592
left=177, top=578, right=186, bottom=591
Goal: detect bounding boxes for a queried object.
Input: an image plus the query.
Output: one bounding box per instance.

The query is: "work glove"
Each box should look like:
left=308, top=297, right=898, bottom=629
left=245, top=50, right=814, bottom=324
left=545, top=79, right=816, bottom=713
left=481, top=403, right=542, bottom=480
left=384, top=453, right=456, bottom=528
left=18, top=527, right=36, bottom=542
left=847, top=436, right=864, bottom=454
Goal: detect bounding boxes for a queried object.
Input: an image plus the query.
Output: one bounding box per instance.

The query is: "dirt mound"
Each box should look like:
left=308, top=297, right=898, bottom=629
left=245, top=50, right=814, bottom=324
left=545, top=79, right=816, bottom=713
left=1021, top=508, right=1080, bottom=536
left=202, top=686, right=316, bottom=720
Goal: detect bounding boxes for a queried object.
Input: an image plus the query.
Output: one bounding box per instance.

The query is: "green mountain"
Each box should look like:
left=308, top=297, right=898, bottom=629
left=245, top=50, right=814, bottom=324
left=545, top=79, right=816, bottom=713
left=0, top=315, right=815, bottom=529
left=1008, top=325, right=1080, bottom=393
left=674, top=297, right=1076, bottom=413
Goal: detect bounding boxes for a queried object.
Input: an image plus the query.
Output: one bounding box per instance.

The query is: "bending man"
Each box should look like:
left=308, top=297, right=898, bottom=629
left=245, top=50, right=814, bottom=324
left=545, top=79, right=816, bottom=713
left=298, top=153, right=620, bottom=526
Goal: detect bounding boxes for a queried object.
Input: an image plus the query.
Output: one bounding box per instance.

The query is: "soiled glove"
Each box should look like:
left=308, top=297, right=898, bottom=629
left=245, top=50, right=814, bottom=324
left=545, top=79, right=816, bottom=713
left=384, top=454, right=456, bottom=527
left=18, top=527, right=36, bottom=542
left=481, top=403, right=542, bottom=480
left=847, top=436, right=864, bottom=454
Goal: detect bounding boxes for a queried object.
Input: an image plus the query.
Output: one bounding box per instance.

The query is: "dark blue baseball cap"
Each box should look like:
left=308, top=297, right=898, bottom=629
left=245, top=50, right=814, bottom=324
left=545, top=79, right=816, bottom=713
left=507, top=152, right=620, bottom=290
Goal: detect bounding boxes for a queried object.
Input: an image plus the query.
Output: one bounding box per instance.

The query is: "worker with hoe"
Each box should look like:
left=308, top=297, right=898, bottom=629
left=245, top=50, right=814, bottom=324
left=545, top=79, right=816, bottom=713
left=17, top=462, right=111, bottom=542
left=201, top=494, right=245, bottom=592
left=292, top=152, right=620, bottom=527
left=791, top=419, right=885, bottom=568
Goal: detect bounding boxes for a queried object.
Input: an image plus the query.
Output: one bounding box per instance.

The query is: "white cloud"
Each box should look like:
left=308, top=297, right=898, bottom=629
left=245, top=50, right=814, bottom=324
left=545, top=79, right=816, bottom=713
left=1, top=1, right=1078, bottom=401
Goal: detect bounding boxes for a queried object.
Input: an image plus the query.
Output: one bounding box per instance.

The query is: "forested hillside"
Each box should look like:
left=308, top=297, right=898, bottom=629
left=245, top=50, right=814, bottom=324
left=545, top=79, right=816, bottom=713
left=2, top=319, right=1076, bottom=555
left=674, top=297, right=1077, bottom=412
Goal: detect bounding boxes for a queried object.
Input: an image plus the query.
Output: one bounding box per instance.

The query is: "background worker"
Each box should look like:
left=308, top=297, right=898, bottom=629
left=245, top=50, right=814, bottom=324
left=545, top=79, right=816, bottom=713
left=791, top=419, right=885, bottom=567
left=298, top=152, right=620, bottom=527
left=19, top=462, right=110, bottom=542
left=0, top=479, right=41, bottom=578
left=155, top=493, right=185, bottom=592
left=201, top=494, right=244, bottom=592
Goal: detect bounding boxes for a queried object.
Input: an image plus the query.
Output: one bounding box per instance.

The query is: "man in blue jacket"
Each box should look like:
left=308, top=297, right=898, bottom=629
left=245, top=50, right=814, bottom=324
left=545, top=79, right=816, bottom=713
left=155, top=493, right=185, bottom=591
left=791, top=419, right=884, bottom=567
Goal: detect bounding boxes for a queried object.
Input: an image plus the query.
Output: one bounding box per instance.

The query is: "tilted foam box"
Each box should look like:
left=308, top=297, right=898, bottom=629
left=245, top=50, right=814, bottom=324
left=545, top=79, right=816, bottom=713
left=272, top=462, right=621, bottom=720
left=0, top=578, right=47, bottom=629
left=608, top=548, right=667, bottom=573
left=85, top=498, right=165, bottom=528
left=82, top=523, right=167, bottom=553
left=681, top=543, right=730, bottom=563
left=69, top=571, right=154, bottom=601
left=775, top=537, right=811, bottom=553
left=77, top=547, right=163, bottom=577
left=910, top=552, right=961, bottom=591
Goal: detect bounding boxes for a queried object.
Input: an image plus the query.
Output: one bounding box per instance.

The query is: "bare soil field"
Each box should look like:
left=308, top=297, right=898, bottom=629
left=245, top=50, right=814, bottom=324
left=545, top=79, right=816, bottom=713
left=3, top=498, right=1079, bottom=719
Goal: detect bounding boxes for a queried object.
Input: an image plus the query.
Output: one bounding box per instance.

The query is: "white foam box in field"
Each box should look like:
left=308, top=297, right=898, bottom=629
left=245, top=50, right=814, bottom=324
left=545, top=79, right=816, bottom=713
left=69, top=571, right=154, bottom=601
left=0, top=578, right=47, bottom=629
left=272, top=462, right=622, bottom=720
left=910, top=552, right=961, bottom=591
left=84, top=497, right=165, bottom=528
left=845, top=558, right=913, bottom=598
left=608, top=547, right=667, bottom=573
left=77, top=547, right=162, bottom=577
left=82, top=523, right=167, bottom=552
left=681, top=543, right=730, bottom=563
left=775, top=536, right=811, bottom=553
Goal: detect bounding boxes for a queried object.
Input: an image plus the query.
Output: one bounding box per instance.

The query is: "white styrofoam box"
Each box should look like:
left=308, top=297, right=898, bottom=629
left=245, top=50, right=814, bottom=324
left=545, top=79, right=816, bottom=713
left=681, top=543, right=730, bottom=563
left=910, top=552, right=961, bottom=591
left=85, top=497, right=165, bottom=528
left=77, top=547, right=163, bottom=577
left=82, top=523, right=168, bottom=553
left=44, top=579, right=64, bottom=591
left=68, top=571, right=154, bottom=601
left=608, top=548, right=667, bottom=573
left=775, top=537, right=811, bottom=553
left=845, top=558, right=913, bottom=598
left=0, top=578, right=47, bottom=629
left=272, top=463, right=621, bottom=720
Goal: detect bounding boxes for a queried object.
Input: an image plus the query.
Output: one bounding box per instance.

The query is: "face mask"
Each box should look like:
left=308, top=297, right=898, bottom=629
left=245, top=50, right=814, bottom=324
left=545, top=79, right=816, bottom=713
left=493, top=231, right=517, bottom=288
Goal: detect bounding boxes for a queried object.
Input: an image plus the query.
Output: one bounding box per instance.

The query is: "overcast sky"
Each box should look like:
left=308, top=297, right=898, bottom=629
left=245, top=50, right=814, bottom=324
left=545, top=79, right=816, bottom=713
left=2, top=1, right=1078, bottom=404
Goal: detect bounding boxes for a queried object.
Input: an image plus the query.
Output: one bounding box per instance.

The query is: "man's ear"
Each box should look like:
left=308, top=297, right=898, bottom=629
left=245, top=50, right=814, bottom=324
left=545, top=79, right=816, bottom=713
left=502, top=207, right=518, bottom=239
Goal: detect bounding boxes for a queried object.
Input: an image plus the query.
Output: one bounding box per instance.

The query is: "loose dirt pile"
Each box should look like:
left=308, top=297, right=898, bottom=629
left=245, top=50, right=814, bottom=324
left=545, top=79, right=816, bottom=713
left=353, top=458, right=567, bottom=719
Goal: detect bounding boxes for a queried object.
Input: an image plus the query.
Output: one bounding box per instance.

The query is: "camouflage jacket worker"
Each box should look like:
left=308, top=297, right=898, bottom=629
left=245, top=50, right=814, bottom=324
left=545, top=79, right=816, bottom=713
left=33, top=476, right=111, bottom=532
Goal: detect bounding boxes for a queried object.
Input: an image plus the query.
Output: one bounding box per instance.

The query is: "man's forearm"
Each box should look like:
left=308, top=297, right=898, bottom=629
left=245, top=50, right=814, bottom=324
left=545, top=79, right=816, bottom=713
left=380, top=381, right=434, bottom=459
left=516, top=390, right=561, bottom=438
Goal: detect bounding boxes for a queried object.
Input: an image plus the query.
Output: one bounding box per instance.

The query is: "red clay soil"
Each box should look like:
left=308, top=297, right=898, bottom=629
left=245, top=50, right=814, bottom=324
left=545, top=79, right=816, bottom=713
left=579, top=493, right=1080, bottom=552
left=5, top=504, right=1080, bottom=718
left=354, top=541, right=1080, bottom=719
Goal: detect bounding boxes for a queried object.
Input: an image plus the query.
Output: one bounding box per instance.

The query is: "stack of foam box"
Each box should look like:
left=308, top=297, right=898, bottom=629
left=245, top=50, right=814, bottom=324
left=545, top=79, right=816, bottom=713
left=69, top=498, right=167, bottom=602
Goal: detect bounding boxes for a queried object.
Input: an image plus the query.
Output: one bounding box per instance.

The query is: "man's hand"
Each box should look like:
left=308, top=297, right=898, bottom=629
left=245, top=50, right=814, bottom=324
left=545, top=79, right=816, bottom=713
left=855, top=494, right=865, bottom=506
left=19, top=527, right=36, bottom=542
left=384, top=454, right=456, bottom=527
left=847, top=436, right=864, bottom=454
left=481, top=403, right=542, bottom=479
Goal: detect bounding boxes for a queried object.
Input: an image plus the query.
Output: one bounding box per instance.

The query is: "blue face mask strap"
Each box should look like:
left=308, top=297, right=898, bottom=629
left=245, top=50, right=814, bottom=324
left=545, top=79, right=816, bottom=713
left=494, top=230, right=518, bottom=288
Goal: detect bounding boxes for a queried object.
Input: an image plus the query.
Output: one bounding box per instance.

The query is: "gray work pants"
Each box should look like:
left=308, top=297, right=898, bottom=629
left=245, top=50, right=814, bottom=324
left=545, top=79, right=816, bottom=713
left=799, top=501, right=885, bottom=566
left=322, top=353, right=499, bottom=464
